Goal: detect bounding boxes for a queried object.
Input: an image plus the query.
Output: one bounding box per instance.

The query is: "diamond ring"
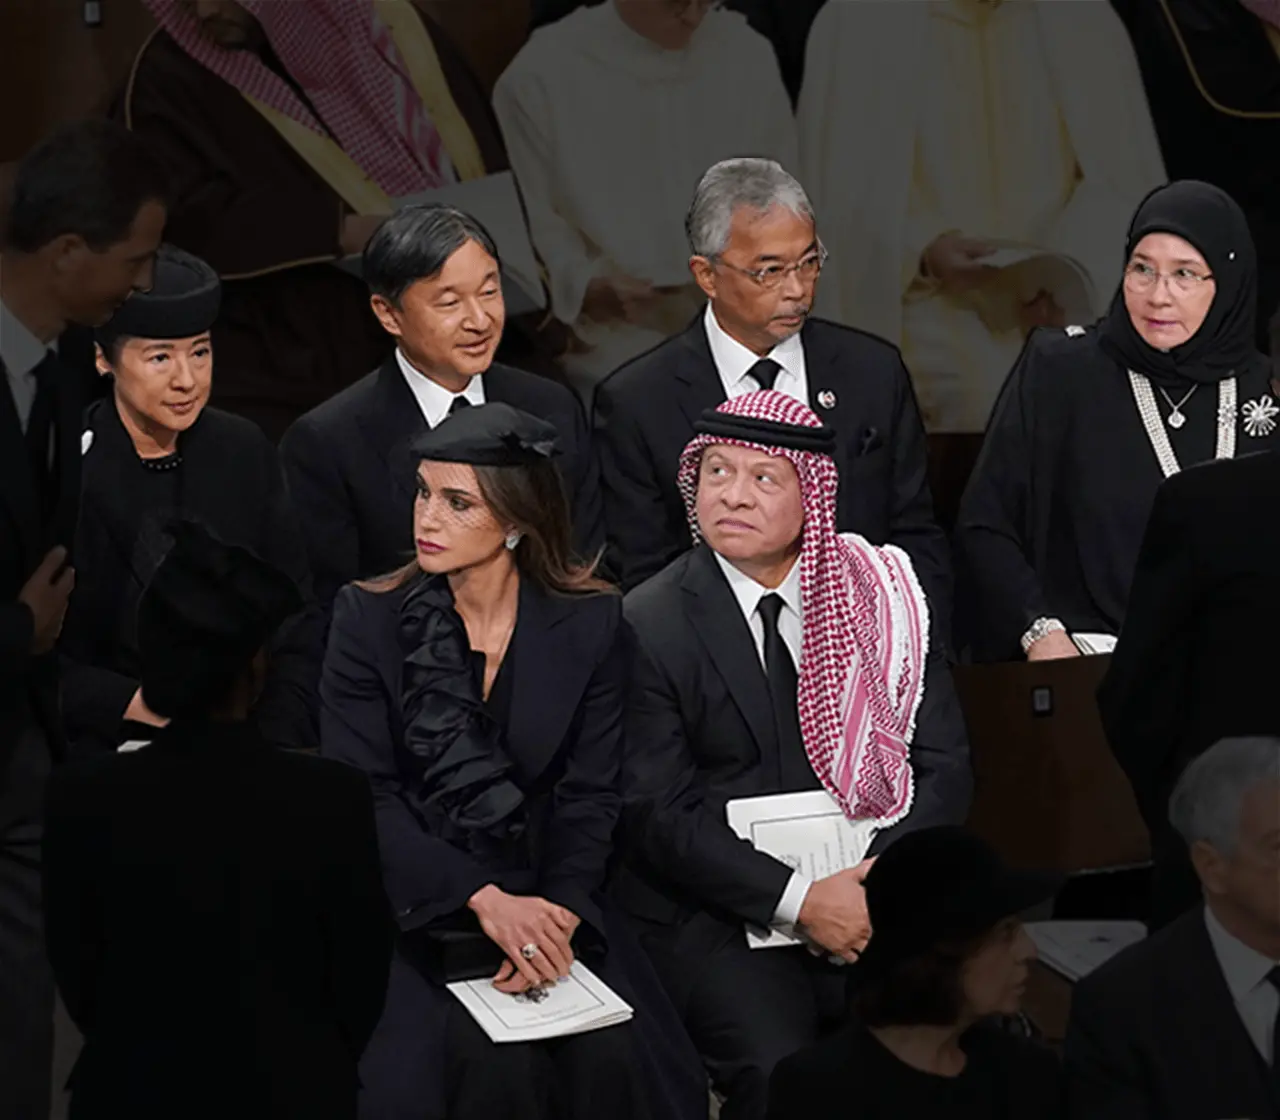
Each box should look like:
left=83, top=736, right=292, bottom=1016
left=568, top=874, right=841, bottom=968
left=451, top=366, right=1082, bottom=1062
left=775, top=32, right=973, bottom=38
left=520, top=942, right=538, bottom=960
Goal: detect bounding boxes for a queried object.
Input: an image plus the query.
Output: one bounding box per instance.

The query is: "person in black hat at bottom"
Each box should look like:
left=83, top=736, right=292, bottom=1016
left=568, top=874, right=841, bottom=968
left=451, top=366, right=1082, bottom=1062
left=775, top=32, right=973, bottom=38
left=766, top=827, right=1065, bottom=1120
left=59, top=243, right=321, bottom=756
left=319, top=402, right=706, bottom=1119
left=41, top=520, right=395, bottom=1119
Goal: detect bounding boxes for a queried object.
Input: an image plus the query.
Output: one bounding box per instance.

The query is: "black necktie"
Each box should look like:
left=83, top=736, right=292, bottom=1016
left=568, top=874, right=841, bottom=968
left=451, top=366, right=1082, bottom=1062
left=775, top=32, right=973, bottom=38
left=757, top=593, right=812, bottom=788
left=748, top=358, right=783, bottom=392
left=25, top=352, right=59, bottom=519
left=1267, top=965, right=1280, bottom=1091
left=448, top=395, right=472, bottom=415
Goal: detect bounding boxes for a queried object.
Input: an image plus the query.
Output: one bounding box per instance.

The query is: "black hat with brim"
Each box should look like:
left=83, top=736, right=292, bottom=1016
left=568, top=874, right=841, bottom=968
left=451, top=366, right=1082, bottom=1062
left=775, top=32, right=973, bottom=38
left=853, top=826, right=1064, bottom=978
left=409, top=401, right=561, bottom=468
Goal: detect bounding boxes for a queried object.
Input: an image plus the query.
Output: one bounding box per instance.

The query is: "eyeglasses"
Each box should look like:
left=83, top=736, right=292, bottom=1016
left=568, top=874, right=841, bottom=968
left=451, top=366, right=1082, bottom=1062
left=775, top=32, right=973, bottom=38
left=714, top=244, right=829, bottom=291
left=1123, top=261, right=1214, bottom=295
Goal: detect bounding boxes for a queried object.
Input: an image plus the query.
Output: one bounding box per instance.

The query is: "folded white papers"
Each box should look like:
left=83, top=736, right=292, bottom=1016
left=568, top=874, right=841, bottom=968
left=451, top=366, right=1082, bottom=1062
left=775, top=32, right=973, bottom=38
left=1071, top=632, right=1118, bottom=656
left=446, top=961, right=632, bottom=1043
left=726, top=789, right=878, bottom=950
left=1025, top=920, right=1147, bottom=982
left=117, top=740, right=151, bottom=752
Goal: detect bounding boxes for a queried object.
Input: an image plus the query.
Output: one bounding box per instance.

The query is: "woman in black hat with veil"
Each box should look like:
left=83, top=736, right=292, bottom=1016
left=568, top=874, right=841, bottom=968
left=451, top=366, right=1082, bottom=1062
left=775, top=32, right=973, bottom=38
left=767, top=827, right=1065, bottom=1120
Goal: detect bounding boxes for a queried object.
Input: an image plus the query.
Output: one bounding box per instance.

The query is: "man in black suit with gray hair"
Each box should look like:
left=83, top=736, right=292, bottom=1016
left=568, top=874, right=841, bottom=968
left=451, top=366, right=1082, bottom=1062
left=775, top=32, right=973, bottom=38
left=1066, top=735, right=1280, bottom=1120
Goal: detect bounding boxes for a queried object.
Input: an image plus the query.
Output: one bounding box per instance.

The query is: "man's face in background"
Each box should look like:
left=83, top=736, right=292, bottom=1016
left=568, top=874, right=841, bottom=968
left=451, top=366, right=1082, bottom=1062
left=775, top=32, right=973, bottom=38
left=182, top=0, right=264, bottom=51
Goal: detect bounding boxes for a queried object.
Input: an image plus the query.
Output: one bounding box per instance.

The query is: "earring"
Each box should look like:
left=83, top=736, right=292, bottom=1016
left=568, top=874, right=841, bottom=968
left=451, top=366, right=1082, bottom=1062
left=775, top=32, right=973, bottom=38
left=505, top=530, right=521, bottom=551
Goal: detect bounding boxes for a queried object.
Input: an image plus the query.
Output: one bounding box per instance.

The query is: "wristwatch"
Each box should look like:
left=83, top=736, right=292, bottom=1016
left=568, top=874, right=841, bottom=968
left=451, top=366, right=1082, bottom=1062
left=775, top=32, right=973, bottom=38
left=1020, top=616, right=1066, bottom=654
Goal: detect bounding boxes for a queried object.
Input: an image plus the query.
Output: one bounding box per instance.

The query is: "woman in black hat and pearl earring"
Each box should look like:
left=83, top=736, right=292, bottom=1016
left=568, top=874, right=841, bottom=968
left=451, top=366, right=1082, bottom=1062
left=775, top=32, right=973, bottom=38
left=767, top=827, right=1066, bottom=1120
left=58, top=243, right=319, bottom=755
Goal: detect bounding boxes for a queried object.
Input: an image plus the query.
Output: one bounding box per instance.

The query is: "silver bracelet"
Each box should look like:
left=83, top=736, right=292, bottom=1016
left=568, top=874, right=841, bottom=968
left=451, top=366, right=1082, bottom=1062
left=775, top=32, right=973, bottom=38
left=1020, top=616, right=1066, bottom=654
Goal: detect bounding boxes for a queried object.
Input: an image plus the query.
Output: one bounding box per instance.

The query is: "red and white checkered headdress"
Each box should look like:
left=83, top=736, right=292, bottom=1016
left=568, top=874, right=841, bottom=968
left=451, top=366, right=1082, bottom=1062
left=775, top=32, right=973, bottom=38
left=677, top=391, right=929, bottom=826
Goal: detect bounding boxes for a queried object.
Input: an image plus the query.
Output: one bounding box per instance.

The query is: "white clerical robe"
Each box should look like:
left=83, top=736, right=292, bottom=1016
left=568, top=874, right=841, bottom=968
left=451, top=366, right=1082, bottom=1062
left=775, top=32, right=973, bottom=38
left=799, top=0, right=1166, bottom=433
left=493, top=1, right=799, bottom=393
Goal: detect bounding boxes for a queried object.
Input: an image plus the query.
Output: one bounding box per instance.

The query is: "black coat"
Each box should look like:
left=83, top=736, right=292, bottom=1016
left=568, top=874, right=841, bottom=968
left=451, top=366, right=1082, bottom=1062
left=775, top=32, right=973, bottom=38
left=768, top=1020, right=1064, bottom=1120
left=41, top=720, right=395, bottom=1119
left=58, top=400, right=321, bottom=755
left=320, top=578, right=624, bottom=938
left=956, top=325, right=1280, bottom=661
left=0, top=334, right=99, bottom=786
left=614, top=544, right=972, bottom=933
left=280, top=357, right=605, bottom=607
left=1097, top=450, right=1280, bottom=921
left=1065, top=909, right=1278, bottom=1120
left=592, top=316, right=952, bottom=621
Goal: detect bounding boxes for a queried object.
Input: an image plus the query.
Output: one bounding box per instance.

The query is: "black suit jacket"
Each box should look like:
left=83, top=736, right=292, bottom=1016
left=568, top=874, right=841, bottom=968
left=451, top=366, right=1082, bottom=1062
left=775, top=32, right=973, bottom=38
left=1, top=334, right=100, bottom=788
left=614, top=544, right=972, bottom=932
left=1097, top=452, right=1280, bottom=918
left=59, top=401, right=321, bottom=755
left=41, top=721, right=394, bottom=1119
left=1065, top=909, right=1277, bottom=1120
left=320, top=579, right=625, bottom=942
left=592, top=315, right=952, bottom=620
left=280, top=357, right=605, bottom=607
left=1099, top=449, right=1280, bottom=828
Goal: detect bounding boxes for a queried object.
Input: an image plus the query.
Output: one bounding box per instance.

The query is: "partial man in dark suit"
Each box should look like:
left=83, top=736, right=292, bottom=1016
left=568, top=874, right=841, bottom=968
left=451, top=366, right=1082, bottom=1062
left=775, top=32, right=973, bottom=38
left=593, top=158, right=951, bottom=632
left=281, top=203, right=604, bottom=610
left=1065, top=736, right=1280, bottom=1120
left=1098, top=447, right=1280, bottom=928
left=0, top=119, right=166, bottom=1120
left=43, top=520, right=394, bottom=1119
left=617, top=391, right=972, bottom=1120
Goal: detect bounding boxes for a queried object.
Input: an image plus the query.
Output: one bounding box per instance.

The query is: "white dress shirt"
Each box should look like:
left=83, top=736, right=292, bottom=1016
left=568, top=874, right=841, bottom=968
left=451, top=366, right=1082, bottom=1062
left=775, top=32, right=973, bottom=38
left=711, top=551, right=812, bottom=930
left=1204, top=904, right=1280, bottom=1063
left=1, top=298, right=53, bottom=433
left=703, top=303, right=809, bottom=406
left=395, top=348, right=486, bottom=428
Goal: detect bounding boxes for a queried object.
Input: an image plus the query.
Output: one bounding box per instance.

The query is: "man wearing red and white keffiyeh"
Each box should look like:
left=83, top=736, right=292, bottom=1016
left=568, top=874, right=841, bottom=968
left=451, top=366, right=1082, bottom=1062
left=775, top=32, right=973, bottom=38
left=617, top=390, right=971, bottom=1120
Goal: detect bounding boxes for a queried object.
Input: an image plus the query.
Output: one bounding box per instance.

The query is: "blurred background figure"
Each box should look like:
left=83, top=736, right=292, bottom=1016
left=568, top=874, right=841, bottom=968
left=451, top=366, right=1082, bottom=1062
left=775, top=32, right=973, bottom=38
left=1, top=118, right=166, bottom=1120
left=43, top=520, right=393, bottom=1120
left=493, top=0, right=797, bottom=397
left=768, top=827, right=1065, bottom=1120
left=58, top=245, right=319, bottom=758
left=1065, top=737, right=1280, bottom=1120
left=957, top=182, right=1278, bottom=663
left=799, top=0, right=1165, bottom=438
left=117, top=0, right=511, bottom=441
left=1110, top=0, right=1280, bottom=356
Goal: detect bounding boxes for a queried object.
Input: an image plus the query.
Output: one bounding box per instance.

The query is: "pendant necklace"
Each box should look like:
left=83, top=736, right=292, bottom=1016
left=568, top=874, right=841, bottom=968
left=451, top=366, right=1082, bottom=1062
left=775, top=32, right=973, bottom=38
left=1128, top=370, right=1236, bottom=479
left=1157, top=384, right=1196, bottom=429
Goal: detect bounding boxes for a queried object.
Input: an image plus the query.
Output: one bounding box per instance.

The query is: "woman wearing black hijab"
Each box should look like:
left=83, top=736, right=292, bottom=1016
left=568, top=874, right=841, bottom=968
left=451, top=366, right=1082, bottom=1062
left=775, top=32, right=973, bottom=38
left=956, top=181, right=1280, bottom=662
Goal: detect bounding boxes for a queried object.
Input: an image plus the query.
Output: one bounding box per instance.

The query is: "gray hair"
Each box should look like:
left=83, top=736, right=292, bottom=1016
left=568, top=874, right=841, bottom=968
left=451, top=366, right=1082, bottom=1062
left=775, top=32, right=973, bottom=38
left=1169, top=736, right=1280, bottom=854
left=685, top=158, right=814, bottom=259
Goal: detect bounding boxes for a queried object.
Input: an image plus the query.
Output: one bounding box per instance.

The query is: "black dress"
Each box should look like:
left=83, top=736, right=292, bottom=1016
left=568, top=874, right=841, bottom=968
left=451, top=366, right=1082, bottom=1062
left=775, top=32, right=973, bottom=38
left=319, top=575, right=706, bottom=1120
left=767, top=1020, right=1065, bottom=1120
left=956, top=324, right=1280, bottom=660
left=59, top=397, right=321, bottom=753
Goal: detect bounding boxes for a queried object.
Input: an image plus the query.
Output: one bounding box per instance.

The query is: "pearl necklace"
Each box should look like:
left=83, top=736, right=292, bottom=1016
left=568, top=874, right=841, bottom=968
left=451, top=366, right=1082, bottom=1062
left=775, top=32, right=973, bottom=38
left=1127, top=370, right=1236, bottom=479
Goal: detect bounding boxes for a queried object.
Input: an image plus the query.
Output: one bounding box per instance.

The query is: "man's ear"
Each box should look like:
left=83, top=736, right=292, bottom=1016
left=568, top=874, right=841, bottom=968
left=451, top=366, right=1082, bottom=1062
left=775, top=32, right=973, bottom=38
left=690, top=255, right=718, bottom=302
left=47, top=232, right=88, bottom=276
left=94, top=342, right=113, bottom=378
left=370, top=293, right=403, bottom=340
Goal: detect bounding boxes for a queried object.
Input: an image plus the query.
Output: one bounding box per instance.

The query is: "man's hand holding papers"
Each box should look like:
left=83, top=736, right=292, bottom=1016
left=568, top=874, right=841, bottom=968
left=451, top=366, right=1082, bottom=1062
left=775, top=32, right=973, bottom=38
left=797, top=859, right=876, bottom=962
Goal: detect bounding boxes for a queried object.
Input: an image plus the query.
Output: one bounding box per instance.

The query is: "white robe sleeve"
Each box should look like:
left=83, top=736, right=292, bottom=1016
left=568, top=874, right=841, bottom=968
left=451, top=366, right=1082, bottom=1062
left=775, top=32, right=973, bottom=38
left=492, top=58, right=604, bottom=327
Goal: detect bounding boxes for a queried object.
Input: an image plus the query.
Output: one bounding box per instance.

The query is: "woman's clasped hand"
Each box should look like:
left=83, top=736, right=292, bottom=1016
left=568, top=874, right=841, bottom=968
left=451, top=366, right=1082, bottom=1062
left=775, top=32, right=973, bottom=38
left=467, top=883, right=582, bottom=993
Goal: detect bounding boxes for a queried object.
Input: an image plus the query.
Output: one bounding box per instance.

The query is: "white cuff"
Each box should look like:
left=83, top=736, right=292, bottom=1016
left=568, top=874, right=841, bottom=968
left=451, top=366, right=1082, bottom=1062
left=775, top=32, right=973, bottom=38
left=771, top=871, right=813, bottom=931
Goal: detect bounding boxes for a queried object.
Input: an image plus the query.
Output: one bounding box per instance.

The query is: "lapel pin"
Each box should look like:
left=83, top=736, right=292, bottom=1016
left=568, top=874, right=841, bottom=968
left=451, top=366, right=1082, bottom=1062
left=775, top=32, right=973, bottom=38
left=817, top=389, right=837, bottom=410
left=81, top=430, right=94, bottom=455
